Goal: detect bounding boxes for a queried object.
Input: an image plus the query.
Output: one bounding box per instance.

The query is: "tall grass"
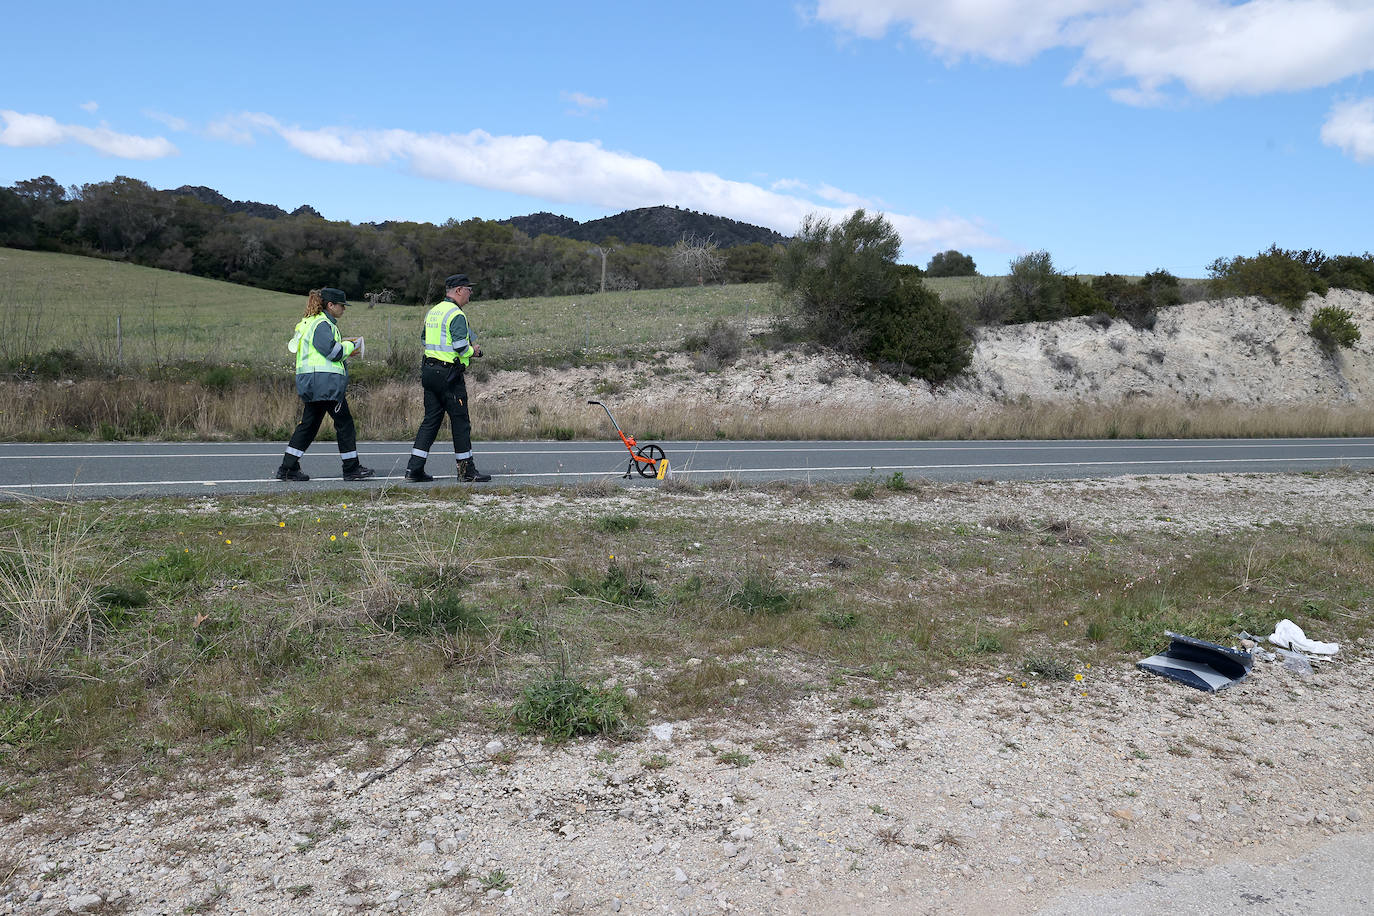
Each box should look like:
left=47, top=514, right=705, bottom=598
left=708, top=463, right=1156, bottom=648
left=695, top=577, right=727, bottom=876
left=2, top=377, right=1371, bottom=441
left=0, top=511, right=107, bottom=695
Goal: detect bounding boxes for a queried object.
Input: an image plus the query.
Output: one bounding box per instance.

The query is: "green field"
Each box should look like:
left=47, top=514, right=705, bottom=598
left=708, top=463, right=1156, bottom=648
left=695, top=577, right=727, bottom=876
left=0, top=248, right=785, bottom=370
left=0, top=247, right=1042, bottom=372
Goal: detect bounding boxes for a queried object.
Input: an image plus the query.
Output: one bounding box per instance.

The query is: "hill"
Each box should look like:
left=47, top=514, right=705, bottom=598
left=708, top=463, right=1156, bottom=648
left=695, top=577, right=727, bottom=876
left=501, top=205, right=788, bottom=248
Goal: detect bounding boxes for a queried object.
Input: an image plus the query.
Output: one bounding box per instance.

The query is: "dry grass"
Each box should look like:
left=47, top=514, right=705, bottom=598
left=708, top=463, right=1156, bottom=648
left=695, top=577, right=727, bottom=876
left=3, top=377, right=1374, bottom=442
left=0, top=510, right=110, bottom=696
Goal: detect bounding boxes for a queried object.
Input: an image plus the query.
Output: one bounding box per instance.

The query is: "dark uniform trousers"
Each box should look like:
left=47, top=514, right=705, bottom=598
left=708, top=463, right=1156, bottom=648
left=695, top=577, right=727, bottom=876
left=408, top=360, right=471, bottom=471
left=285, top=397, right=358, bottom=468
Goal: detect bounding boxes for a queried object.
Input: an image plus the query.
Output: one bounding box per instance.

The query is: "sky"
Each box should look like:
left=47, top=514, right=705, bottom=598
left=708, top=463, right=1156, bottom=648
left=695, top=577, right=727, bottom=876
left=2, top=1, right=1373, bottom=277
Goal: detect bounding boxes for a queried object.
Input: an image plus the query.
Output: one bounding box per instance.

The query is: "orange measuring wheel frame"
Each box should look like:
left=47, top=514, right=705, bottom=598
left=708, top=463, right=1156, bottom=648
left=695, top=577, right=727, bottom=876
left=587, top=400, right=668, bottom=479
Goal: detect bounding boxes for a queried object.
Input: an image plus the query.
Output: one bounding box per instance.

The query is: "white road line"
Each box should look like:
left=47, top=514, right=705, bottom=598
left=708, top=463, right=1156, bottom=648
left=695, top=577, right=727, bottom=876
left=2, top=441, right=1372, bottom=461
left=1, top=453, right=1368, bottom=491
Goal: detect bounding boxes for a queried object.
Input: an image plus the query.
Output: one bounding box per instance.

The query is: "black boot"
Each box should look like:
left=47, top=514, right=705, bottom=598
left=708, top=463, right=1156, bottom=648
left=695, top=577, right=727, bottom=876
left=457, top=458, right=491, bottom=482
left=342, top=464, right=375, bottom=481
left=275, top=465, right=309, bottom=481
left=404, top=466, right=434, bottom=482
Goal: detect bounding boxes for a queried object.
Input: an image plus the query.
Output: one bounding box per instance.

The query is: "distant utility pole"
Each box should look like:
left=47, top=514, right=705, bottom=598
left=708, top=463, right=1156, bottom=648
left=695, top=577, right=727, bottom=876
left=589, top=245, right=617, bottom=293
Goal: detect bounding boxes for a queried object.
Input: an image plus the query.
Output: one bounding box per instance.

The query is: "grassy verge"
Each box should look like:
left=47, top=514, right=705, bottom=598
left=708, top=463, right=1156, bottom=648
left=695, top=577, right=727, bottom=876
left=1, top=483, right=1369, bottom=812
left=2, top=375, right=1373, bottom=442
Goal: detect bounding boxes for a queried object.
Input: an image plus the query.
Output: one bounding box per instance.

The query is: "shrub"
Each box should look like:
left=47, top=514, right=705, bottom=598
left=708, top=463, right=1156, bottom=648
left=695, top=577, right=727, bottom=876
left=511, top=674, right=628, bottom=741
left=1208, top=245, right=1328, bottom=309
left=925, top=249, right=977, bottom=277
left=1005, top=251, right=1065, bottom=322
left=1310, top=305, right=1361, bottom=354
left=1062, top=275, right=1110, bottom=318
left=1092, top=270, right=1180, bottom=330
left=862, top=277, right=972, bottom=383
left=1317, top=253, right=1374, bottom=294
left=682, top=317, right=744, bottom=365
left=776, top=210, right=970, bottom=383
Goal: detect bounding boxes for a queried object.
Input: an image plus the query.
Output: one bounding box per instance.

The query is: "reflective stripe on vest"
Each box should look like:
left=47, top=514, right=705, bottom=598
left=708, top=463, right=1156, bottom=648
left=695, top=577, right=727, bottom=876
left=294, top=314, right=346, bottom=376
left=423, top=302, right=472, bottom=366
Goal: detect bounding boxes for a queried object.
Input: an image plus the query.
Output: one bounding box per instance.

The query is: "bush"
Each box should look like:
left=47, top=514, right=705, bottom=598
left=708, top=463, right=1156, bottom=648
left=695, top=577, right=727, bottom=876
left=1091, top=269, right=1181, bottom=330
left=1208, top=245, right=1328, bottom=309
left=684, top=317, right=747, bottom=362
left=862, top=277, right=972, bottom=383
left=775, top=210, right=970, bottom=383
left=925, top=250, right=977, bottom=277
left=1317, top=253, right=1374, bottom=294
left=511, top=674, right=628, bottom=741
left=1310, top=305, right=1361, bottom=354
left=1005, top=251, right=1065, bottom=322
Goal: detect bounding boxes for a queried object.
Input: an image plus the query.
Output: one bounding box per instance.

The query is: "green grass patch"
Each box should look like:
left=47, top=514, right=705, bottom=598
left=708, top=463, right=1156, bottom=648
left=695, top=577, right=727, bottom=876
left=510, top=674, right=629, bottom=741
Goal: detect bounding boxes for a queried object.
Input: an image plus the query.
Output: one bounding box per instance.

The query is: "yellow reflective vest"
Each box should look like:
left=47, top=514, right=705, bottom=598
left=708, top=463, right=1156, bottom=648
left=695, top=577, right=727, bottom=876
left=423, top=301, right=474, bottom=367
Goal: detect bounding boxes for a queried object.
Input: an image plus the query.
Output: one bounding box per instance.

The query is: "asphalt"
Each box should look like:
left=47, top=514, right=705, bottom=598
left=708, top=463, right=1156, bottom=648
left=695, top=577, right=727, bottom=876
left=2, top=437, right=1374, bottom=499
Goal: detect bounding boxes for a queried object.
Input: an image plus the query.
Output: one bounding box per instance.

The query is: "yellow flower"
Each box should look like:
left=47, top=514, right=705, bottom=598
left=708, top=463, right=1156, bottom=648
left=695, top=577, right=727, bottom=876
left=225, top=539, right=232, bottom=545
left=278, top=521, right=286, bottom=528
left=1074, top=673, right=1084, bottom=682
left=1062, top=620, right=1068, bottom=626
left=330, top=535, right=337, bottom=542
left=342, top=532, right=349, bottom=538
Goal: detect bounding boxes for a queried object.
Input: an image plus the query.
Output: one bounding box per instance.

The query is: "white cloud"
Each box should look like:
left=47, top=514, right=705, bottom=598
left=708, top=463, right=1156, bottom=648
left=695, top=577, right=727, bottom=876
left=1322, top=97, right=1374, bottom=163
left=144, top=109, right=189, bottom=132
left=561, top=91, right=608, bottom=115
left=813, top=1, right=1374, bottom=103
left=212, top=112, right=1005, bottom=256
left=80, top=101, right=98, bottom=113
left=0, top=110, right=177, bottom=159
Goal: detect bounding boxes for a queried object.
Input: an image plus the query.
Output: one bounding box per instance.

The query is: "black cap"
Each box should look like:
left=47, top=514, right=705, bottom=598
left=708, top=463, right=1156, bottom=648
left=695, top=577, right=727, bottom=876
left=445, top=274, right=475, bottom=289
left=320, top=287, right=348, bottom=305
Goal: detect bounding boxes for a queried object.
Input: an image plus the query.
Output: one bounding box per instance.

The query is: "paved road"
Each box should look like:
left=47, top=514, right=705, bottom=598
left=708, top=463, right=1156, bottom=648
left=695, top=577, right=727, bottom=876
left=2, top=437, right=1373, bottom=499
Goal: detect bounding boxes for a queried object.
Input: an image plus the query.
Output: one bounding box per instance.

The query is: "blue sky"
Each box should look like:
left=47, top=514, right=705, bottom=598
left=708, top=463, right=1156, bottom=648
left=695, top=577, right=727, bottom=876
left=3, top=1, right=1372, bottom=277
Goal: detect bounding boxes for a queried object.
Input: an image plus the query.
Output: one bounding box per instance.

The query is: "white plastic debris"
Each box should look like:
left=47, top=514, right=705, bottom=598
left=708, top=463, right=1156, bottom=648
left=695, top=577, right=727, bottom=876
left=1267, top=619, right=1340, bottom=656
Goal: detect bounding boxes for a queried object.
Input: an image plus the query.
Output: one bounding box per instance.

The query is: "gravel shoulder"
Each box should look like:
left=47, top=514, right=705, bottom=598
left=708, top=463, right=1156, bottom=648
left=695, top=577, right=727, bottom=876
left=4, top=472, right=1372, bottom=915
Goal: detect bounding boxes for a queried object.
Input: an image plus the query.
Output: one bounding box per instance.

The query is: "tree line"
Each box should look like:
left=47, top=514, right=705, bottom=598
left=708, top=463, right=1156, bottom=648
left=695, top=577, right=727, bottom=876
left=0, top=175, right=782, bottom=302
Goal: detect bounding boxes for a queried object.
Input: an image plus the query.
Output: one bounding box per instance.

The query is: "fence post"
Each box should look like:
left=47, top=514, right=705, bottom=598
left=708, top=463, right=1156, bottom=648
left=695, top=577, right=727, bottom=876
left=117, top=315, right=122, bottom=365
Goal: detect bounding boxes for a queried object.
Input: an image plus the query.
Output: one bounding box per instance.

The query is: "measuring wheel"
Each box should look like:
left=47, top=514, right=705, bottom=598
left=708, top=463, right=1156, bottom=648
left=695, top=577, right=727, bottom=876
left=631, top=444, right=666, bottom=478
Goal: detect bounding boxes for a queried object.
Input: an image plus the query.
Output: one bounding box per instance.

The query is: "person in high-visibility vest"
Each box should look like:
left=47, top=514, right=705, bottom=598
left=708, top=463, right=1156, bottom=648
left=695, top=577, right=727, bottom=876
left=404, top=273, right=491, bottom=482
left=274, top=287, right=375, bottom=482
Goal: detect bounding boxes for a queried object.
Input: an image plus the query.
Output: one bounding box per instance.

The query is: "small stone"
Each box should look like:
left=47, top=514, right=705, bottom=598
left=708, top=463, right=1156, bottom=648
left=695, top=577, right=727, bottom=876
left=440, top=838, right=460, bottom=854
left=612, top=898, right=622, bottom=912
left=686, top=658, right=702, bottom=667
left=342, top=895, right=364, bottom=908
left=1348, top=809, right=1363, bottom=823
left=971, top=798, right=986, bottom=809
left=650, top=841, right=666, bottom=856
left=486, top=889, right=503, bottom=899
left=553, top=890, right=572, bottom=904
left=1187, top=813, right=1203, bottom=824
left=417, top=840, right=437, bottom=855
left=1109, top=809, right=1135, bottom=821
left=722, top=842, right=738, bottom=858
left=674, top=866, right=689, bottom=883
left=730, top=826, right=754, bottom=841
left=69, top=895, right=104, bottom=913
left=485, top=740, right=505, bottom=757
